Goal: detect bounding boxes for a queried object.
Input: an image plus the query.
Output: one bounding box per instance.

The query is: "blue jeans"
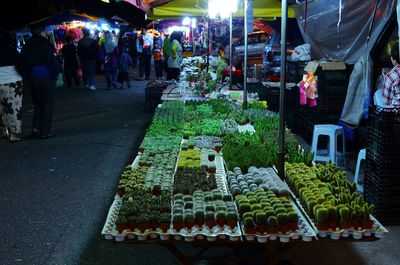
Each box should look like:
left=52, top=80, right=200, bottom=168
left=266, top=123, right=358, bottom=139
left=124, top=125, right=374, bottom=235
left=104, top=63, right=118, bottom=89
left=81, top=59, right=96, bottom=87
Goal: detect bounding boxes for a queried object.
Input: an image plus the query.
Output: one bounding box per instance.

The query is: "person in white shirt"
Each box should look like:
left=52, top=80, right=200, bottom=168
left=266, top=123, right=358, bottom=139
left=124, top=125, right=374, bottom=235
left=142, top=29, right=154, bottom=80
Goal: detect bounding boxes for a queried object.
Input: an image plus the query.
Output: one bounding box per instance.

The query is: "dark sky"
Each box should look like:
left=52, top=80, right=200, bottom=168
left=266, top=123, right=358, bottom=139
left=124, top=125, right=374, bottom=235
left=0, top=0, right=146, bottom=30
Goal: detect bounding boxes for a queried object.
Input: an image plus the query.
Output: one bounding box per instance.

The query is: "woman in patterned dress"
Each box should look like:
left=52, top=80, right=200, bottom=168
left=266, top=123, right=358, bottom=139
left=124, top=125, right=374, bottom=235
left=0, top=30, right=24, bottom=142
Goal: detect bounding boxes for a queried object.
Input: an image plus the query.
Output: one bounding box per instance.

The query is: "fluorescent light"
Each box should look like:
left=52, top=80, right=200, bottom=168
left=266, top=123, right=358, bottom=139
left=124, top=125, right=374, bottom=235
left=208, top=0, right=238, bottom=19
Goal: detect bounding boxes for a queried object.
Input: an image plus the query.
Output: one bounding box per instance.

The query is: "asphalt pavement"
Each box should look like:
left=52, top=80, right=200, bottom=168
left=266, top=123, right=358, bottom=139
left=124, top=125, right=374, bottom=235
left=0, top=73, right=399, bottom=265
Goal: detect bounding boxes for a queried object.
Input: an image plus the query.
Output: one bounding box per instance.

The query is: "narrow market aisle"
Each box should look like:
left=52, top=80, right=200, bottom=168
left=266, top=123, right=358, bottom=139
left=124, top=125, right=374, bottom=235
left=0, top=74, right=160, bottom=265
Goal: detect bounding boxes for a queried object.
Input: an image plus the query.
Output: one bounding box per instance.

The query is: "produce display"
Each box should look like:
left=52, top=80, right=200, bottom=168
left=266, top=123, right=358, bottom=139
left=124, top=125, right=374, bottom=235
left=102, top=96, right=387, bottom=243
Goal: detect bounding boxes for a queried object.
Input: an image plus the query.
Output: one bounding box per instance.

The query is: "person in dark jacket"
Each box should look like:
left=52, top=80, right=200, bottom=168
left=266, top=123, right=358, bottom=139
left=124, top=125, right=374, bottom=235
left=21, top=27, right=60, bottom=139
left=61, top=35, right=80, bottom=88
left=100, top=31, right=119, bottom=89
left=0, top=30, right=24, bottom=142
left=77, top=28, right=98, bottom=90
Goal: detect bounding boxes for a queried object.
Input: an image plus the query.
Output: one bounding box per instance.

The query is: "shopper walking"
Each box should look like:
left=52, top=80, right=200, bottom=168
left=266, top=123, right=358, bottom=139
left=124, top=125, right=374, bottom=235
left=153, top=42, right=163, bottom=80
left=163, top=34, right=172, bottom=79
left=117, top=49, right=132, bottom=89
left=142, top=29, right=154, bottom=80
left=136, top=30, right=145, bottom=80
left=100, top=31, right=119, bottom=90
left=77, top=28, right=98, bottom=90
left=21, top=27, right=60, bottom=139
left=61, top=35, right=80, bottom=88
left=167, top=31, right=183, bottom=81
left=0, top=30, right=24, bottom=142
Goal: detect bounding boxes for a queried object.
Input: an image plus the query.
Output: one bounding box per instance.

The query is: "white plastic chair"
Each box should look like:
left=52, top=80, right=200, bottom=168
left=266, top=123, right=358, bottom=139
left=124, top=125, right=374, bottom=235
left=354, top=148, right=366, bottom=193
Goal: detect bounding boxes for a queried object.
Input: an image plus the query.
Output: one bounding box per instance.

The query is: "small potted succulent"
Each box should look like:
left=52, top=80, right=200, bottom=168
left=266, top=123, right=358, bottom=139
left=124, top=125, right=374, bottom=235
left=136, top=214, right=150, bottom=233
left=195, top=210, right=205, bottom=227
left=150, top=213, right=160, bottom=231
left=288, top=211, right=299, bottom=231
left=128, top=215, right=137, bottom=231
left=216, top=211, right=226, bottom=227
left=327, top=206, right=338, bottom=230
left=255, top=211, right=267, bottom=234
left=361, top=204, right=374, bottom=229
left=159, top=213, right=171, bottom=233
left=243, top=216, right=256, bottom=234
left=184, top=212, right=195, bottom=230
left=172, top=213, right=184, bottom=231
left=214, top=143, right=222, bottom=153
left=339, top=207, right=351, bottom=229
left=316, top=207, right=329, bottom=231
left=115, top=215, right=128, bottom=234
left=226, top=211, right=239, bottom=229
left=277, top=212, right=289, bottom=233
left=205, top=212, right=216, bottom=229
left=267, top=216, right=279, bottom=234
left=117, top=185, right=126, bottom=197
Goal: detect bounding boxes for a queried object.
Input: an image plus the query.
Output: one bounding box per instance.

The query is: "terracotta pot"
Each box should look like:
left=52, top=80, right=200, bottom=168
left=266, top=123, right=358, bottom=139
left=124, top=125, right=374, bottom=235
left=351, top=220, right=361, bottom=229
left=279, top=225, right=290, bottom=233
left=217, top=218, right=225, bottom=227
left=117, top=186, right=125, bottom=197
left=268, top=227, right=278, bottom=234
left=317, top=223, right=329, bottom=231
left=208, top=168, right=216, bottom=174
left=195, top=219, right=204, bottom=228
left=116, top=224, right=126, bottom=234
left=160, top=223, right=170, bottom=233
left=173, top=222, right=184, bottom=231
left=256, top=225, right=266, bottom=234
left=340, top=222, right=351, bottom=229
left=362, top=220, right=373, bottom=229
left=151, top=220, right=159, bottom=231
left=289, top=223, right=298, bottom=231
left=206, top=220, right=215, bottom=229
left=227, top=219, right=237, bottom=229
left=129, top=222, right=137, bottom=231
left=328, top=221, right=337, bottom=230
left=214, top=146, right=222, bottom=153
left=185, top=220, right=194, bottom=230
left=244, top=227, right=256, bottom=234
left=139, top=147, right=145, bottom=153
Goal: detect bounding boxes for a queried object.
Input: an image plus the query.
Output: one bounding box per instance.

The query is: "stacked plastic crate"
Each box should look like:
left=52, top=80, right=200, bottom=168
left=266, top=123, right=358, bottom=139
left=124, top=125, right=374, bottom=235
left=365, top=106, right=400, bottom=224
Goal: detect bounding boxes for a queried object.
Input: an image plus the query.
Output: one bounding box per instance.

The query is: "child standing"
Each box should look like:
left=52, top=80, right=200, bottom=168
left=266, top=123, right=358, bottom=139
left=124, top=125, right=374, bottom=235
left=117, top=49, right=133, bottom=88
left=153, top=42, right=163, bottom=80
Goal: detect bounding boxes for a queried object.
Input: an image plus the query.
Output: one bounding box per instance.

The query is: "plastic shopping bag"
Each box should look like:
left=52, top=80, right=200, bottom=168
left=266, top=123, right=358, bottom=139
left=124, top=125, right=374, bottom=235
left=291, top=44, right=311, bottom=61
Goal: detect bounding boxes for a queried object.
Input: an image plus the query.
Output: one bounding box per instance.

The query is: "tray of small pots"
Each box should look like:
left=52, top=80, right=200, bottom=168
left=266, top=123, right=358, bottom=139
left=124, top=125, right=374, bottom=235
left=284, top=162, right=388, bottom=240
left=170, top=191, right=242, bottom=242
left=102, top=191, right=175, bottom=242
left=235, top=188, right=316, bottom=243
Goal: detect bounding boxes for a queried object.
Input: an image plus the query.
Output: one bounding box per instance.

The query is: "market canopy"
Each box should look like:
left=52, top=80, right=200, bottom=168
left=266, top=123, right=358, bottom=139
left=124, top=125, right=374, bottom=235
left=28, top=10, right=99, bottom=27
left=148, top=0, right=296, bottom=20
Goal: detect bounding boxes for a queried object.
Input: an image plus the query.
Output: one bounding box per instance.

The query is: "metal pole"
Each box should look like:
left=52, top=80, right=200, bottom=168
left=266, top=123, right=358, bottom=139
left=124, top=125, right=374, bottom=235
left=278, top=0, right=288, bottom=180
left=229, top=11, right=233, bottom=89
left=243, top=0, right=248, bottom=110
left=206, top=18, right=210, bottom=72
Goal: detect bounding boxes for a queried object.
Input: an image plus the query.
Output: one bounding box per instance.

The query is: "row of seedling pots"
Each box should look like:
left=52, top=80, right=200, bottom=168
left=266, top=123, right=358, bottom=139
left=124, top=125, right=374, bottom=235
left=227, top=167, right=290, bottom=198
left=285, top=162, right=387, bottom=239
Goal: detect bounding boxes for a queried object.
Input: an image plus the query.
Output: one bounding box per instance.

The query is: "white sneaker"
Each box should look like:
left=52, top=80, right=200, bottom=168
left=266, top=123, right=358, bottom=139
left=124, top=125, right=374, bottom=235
left=89, top=85, right=96, bottom=90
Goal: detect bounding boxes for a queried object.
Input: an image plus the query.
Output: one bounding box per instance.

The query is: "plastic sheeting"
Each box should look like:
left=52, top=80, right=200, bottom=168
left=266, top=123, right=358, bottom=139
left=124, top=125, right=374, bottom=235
left=295, top=0, right=395, bottom=64
left=296, top=0, right=396, bottom=126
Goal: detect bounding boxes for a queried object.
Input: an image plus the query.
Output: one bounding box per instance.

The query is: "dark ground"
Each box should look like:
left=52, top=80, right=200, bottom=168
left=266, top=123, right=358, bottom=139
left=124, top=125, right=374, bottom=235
left=0, top=72, right=399, bottom=265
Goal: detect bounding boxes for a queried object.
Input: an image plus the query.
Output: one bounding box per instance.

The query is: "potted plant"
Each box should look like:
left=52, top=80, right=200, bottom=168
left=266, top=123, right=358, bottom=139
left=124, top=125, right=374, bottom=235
left=361, top=204, right=374, bottom=229
left=173, top=213, right=184, bottom=231
left=255, top=211, right=267, bottom=234
left=216, top=211, right=226, bottom=227
left=267, top=216, right=279, bottom=234
left=128, top=215, right=137, bottom=231
left=243, top=216, right=256, bottom=234
left=195, top=210, right=205, bottom=227
left=184, top=212, right=195, bottom=230
left=214, top=143, right=222, bottom=153
left=136, top=214, right=150, bottom=233
left=208, top=163, right=216, bottom=174
left=205, top=212, right=216, bottom=229
left=316, top=207, right=329, bottom=231
left=277, top=212, right=289, bottom=233
left=327, top=206, right=338, bottom=230
left=226, top=211, right=239, bottom=229
left=288, top=211, right=298, bottom=231
left=339, top=206, right=351, bottom=229
left=117, top=185, right=126, bottom=197
left=159, top=213, right=171, bottom=233
left=115, top=215, right=128, bottom=234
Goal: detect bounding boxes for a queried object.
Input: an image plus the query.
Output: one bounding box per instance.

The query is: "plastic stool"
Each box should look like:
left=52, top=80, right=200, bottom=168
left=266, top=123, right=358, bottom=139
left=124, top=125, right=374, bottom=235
left=354, top=148, right=366, bottom=193
left=310, top=124, right=346, bottom=166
